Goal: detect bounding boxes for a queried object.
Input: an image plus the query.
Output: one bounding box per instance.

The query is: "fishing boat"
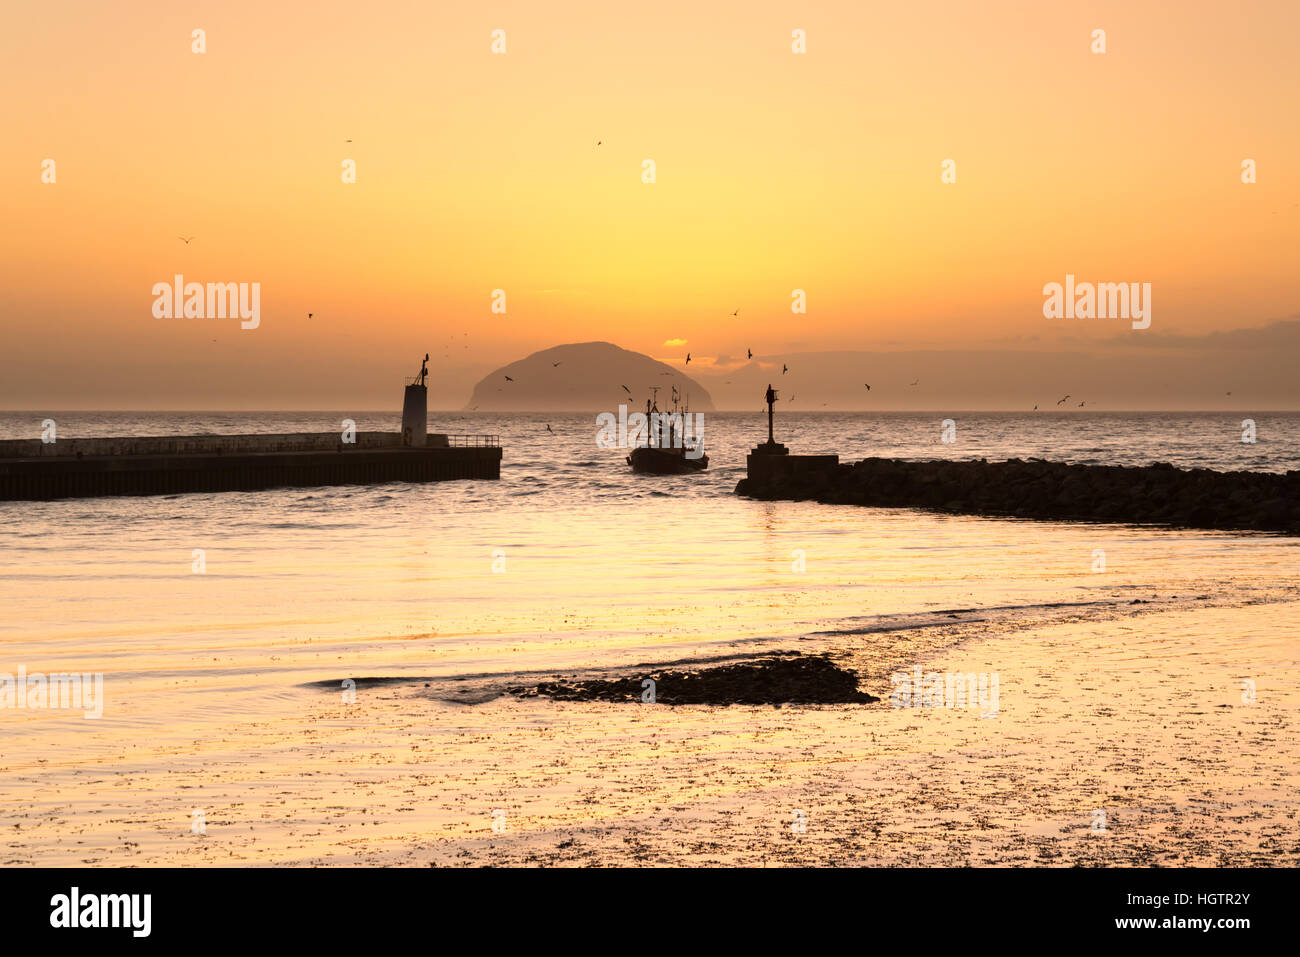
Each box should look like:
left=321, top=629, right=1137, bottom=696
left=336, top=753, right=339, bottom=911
left=627, top=388, right=708, bottom=474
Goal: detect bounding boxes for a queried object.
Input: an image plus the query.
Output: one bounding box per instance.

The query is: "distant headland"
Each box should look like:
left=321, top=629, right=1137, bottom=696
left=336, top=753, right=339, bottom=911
left=463, top=341, right=715, bottom=412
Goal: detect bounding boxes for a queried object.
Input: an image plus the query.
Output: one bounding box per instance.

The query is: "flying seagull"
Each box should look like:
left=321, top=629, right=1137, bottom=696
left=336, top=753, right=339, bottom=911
left=864, top=384, right=871, bottom=390
left=1057, top=395, right=1070, bottom=405
left=782, top=364, right=788, bottom=374
left=731, top=309, right=739, bottom=317
left=546, top=424, right=554, bottom=433
left=1078, top=401, right=1086, bottom=407
left=1033, top=404, right=1038, bottom=410
left=685, top=353, right=691, bottom=365
left=621, top=384, right=631, bottom=394
left=747, top=348, right=752, bottom=359
left=596, top=140, right=602, bottom=146
left=179, top=236, right=194, bottom=244
left=909, top=378, right=919, bottom=386
left=552, top=361, right=562, bottom=367
left=306, top=313, right=313, bottom=319
left=504, top=375, right=513, bottom=382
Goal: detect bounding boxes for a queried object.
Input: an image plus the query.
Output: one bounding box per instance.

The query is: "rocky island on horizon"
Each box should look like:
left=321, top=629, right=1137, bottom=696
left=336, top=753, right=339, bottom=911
left=462, top=341, right=715, bottom=412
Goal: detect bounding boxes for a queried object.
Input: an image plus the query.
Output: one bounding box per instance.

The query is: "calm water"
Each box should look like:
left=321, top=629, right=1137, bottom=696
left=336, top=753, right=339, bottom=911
left=1, top=411, right=1297, bottom=760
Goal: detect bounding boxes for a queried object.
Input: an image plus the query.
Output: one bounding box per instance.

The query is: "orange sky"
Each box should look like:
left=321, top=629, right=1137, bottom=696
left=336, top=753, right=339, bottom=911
left=2, top=0, right=1297, bottom=408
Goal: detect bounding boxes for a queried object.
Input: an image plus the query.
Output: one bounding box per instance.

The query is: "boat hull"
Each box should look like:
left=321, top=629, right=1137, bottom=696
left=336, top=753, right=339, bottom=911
left=627, top=447, right=708, bottom=474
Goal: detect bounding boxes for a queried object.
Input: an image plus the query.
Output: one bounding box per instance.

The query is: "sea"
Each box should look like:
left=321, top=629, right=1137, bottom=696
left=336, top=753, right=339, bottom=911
left=1, top=410, right=1297, bottom=765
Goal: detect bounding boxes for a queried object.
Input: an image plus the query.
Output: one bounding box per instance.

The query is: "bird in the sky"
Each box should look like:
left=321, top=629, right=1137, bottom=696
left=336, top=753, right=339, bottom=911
left=621, top=384, right=631, bottom=394
left=596, top=140, right=602, bottom=146
left=546, top=424, right=554, bottom=433
left=790, top=394, right=795, bottom=402
left=747, top=348, right=752, bottom=359
left=685, top=353, right=691, bottom=365
left=1078, top=401, right=1086, bottom=407
left=306, top=313, right=313, bottom=319
left=864, top=384, right=871, bottom=391
left=1033, top=404, right=1038, bottom=410
left=345, top=139, right=352, bottom=143
left=909, top=378, right=919, bottom=386
left=504, top=375, right=513, bottom=382
left=552, top=361, right=562, bottom=367
left=179, top=236, right=194, bottom=244
left=782, top=364, right=788, bottom=374
left=731, top=309, right=739, bottom=317
left=1226, top=391, right=1232, bottom=396
left=1057, top=395, right=1070, bottom=405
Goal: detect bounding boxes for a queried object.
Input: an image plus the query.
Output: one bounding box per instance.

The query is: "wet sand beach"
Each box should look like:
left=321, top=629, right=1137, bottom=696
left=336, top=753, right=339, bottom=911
left=4, top=589, right=1296, bottom=867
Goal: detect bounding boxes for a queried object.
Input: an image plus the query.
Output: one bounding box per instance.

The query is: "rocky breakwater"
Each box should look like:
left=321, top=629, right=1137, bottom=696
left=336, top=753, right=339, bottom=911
left=735, top=457, right=1300, bottom=534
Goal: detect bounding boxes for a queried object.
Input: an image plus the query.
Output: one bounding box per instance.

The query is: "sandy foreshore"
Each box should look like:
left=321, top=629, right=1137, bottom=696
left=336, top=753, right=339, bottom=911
left=4, top=584, right=1297, bottom=867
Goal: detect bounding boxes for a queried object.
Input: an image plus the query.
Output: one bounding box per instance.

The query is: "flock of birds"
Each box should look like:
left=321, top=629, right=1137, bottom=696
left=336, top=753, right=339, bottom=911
left=176, top=230, right=1234, bottom=412
left=492, top=361, right=1234, bottom=415
left=484, top=317, right=942, bottom=414
left=669, top=309, right=939, bottom=409
left=478, top=315, right=1117, bottom=413
left=180, top=135, right=1266, bottom=406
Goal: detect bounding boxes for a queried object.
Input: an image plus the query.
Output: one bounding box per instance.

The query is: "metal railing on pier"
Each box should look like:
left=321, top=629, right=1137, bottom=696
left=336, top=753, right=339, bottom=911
left=445, top=434, right=500, bottom=448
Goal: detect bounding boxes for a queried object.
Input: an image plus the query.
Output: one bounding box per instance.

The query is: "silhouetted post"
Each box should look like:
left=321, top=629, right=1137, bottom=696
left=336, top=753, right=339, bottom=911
left=749, top=384, right=789, bottom=462
left=744, top=381, right=835, bottom=482
left=765, top=383, right=777, bottom=444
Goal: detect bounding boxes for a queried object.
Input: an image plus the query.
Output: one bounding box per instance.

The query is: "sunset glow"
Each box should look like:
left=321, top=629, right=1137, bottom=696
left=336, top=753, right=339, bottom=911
left=3, top=0, right=1297, bottom=408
